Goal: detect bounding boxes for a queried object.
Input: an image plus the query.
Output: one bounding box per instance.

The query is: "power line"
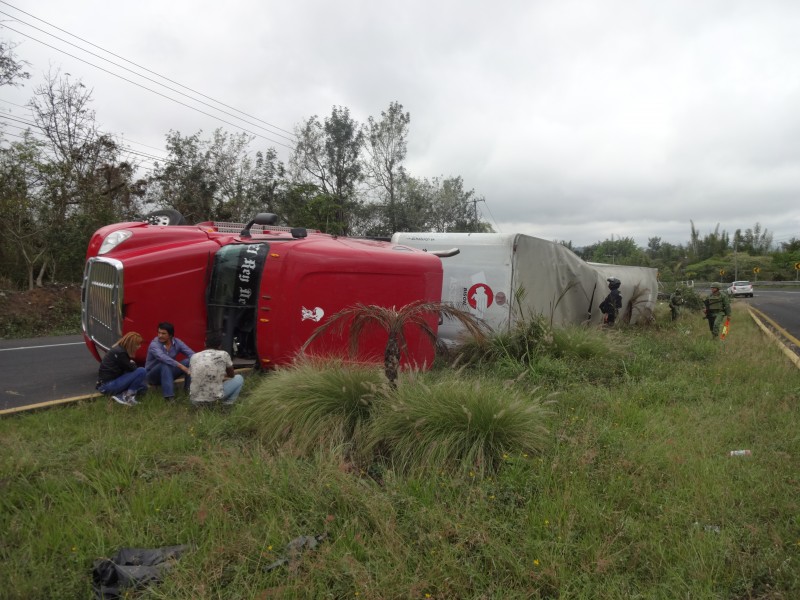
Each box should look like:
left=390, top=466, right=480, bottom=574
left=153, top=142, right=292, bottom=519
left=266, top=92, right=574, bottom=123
left=0, top=0, right=297, bottom=140
left=480, top=202, right=501, bottom=233
left=1, top=96, right=177, bottom=158
left=0, top=25, right=296, bottom=151
left=0, top=9, right=296, bottom=145
left=1, top=117, right=166, bottom=168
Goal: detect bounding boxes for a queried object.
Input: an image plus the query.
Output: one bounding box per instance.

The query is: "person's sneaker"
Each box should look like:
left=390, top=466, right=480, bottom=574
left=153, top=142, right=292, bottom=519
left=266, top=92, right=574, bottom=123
left=123, top=391, right=139, bottom=405
left=112, top=394, right=130, bottom=406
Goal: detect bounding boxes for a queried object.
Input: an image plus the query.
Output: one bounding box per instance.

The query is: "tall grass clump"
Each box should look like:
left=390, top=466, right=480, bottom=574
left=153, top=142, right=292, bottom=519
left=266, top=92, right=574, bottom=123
left=367, top=371, right=554, bottom=475
left=455, top=314, right=625, bottom=386
left=240, top=358, right=386, bottom=456
left=550, top=324, right=615, bottom=359
left=456, top=313, right=555, bottom=367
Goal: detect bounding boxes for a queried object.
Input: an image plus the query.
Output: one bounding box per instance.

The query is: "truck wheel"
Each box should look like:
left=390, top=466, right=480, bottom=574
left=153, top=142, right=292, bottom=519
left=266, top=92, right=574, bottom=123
left=144, top=209, right=187, bottom=226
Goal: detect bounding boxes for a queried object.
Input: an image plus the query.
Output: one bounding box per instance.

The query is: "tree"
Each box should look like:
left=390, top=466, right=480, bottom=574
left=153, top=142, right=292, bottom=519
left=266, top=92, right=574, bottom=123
left=579, top=236, right=647, bottom=265
left=301, top=301, right=488, bottom=387
left=0, top=39, right=30, bottom=87
left=148, top=130, right=216, bottom=222
left=29, top=70, right=141, bottom=282
left=407, top=175, right=491, bottom=233
left=290, top=106, right=364, bottom=234
left=0, top=131, right=48, bottom=288
left=646, top=236, right=662, bottom=258
left=689, top=221, right=729, bottom=260
left=250, top=148, right=286, bottom=217
left=363, top=101, right=410, bottom=233
left=734, top=223, right=773, bottom=255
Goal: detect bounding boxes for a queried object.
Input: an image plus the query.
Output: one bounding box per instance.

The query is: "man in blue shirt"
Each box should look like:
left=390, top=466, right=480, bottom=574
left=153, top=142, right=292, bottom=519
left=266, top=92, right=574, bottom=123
left=145, top=321, right=195, bottom=400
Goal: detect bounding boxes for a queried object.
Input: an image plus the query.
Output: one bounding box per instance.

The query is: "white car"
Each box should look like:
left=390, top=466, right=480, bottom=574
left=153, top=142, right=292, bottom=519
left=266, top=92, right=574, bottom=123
left=727, top=281, right=754, bottom=298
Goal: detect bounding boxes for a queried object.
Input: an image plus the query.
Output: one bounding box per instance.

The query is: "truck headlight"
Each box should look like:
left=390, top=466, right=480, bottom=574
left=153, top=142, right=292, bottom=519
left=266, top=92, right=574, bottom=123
left=99, top=230, right=132, bottom=254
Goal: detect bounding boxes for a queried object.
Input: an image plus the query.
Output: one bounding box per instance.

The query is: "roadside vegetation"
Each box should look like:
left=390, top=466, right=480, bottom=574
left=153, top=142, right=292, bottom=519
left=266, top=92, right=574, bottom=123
left=2, top=300, right=799, bottom=598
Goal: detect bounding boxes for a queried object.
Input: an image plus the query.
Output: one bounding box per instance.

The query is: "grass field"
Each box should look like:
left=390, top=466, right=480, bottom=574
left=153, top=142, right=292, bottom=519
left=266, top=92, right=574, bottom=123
left=1, top=303, right=799, bottom=599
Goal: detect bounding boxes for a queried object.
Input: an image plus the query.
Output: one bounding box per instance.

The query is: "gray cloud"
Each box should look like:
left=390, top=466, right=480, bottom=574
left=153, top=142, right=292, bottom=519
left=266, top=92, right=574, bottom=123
left=4, top=0, right=799, bottom=247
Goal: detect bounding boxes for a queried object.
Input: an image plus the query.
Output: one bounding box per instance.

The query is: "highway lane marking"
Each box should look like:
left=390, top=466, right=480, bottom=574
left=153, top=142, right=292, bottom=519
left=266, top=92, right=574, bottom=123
left=748, top=306, right=800, bottom=348
left=0, top=342, right=85, bottom=352
left=748, top=308, right=800, bottom=370
left=0, top=393, right=100, bottom=416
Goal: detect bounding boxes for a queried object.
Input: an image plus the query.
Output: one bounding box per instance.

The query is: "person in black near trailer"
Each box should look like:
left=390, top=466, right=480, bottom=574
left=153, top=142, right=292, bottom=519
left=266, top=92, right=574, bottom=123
left=599, top=277, right=623, bottom=326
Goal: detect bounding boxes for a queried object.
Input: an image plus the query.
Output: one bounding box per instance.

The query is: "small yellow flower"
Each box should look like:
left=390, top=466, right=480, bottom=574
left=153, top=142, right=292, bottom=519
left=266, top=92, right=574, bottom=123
left=544, top=519, right=549, bottom=526
left=268, top=545, right=272, bottom=551
left=469, top=471, right=475, bottom=478
left=71, top=546, right=77, bottom=552
left=489, top=495, right=495, bottom=500
left=533, top=559, right=540, bottom=566
left=425, top=594, right=432, bottom=598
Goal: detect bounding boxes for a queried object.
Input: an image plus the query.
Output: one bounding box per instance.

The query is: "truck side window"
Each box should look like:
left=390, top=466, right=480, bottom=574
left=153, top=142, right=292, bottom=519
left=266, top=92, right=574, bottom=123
left=207, top=243, right=269, bottom=358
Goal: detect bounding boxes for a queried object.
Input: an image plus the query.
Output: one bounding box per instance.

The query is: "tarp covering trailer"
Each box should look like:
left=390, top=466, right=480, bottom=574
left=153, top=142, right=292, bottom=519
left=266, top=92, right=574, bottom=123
left=586, top=262, right=659, bottom=325
left=391, top=232, right=657, bottom=344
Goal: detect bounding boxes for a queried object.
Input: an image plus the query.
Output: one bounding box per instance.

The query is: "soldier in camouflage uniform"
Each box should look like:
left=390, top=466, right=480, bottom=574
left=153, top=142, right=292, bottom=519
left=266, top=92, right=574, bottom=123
left=668, top=287, right=685, bottom=321
left=703, top=282, right=731, bottom=339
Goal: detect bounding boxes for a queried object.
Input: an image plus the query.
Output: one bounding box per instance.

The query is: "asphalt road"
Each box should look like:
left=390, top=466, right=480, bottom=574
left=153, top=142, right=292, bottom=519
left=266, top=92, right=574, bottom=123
left=2, top=290, right=798, bottom=414
left=747, top=289, right=800, bottom=341
left=0, top=334, right=100, bottom=413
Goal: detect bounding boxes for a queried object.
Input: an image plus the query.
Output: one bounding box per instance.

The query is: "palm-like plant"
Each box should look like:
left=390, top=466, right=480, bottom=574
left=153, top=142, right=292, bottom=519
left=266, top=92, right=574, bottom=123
left=301, top=300, right=489, bottom=386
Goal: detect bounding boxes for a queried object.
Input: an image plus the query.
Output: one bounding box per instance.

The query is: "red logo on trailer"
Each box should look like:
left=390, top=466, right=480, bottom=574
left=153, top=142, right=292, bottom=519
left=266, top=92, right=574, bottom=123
left=467, top=283, right=493, bottom=310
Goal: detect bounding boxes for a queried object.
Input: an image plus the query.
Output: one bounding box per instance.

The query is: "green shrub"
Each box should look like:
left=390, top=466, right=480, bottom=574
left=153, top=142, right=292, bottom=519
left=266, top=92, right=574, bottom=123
left=240, top=358, right=386, bottom=456
left=366, top=371, right=553, bottom=475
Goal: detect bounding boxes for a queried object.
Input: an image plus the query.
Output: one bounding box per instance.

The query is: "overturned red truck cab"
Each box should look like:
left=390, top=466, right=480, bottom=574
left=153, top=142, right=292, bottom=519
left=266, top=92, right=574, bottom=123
left=81, top=213, right=443, bottom=368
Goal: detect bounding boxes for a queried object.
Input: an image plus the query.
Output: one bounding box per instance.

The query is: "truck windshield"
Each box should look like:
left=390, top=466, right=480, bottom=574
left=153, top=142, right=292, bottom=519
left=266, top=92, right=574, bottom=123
left=207, top=242, right=269, bottom=358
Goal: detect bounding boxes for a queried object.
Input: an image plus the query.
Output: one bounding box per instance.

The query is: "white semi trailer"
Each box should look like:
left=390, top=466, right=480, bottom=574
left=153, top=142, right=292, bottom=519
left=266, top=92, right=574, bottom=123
left=391, top=232, right=658, bottom=344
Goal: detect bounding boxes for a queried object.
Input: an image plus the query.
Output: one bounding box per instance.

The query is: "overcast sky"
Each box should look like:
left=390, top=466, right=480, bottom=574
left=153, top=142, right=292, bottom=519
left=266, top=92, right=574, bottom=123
left=2, top=0, right=799, bottom=248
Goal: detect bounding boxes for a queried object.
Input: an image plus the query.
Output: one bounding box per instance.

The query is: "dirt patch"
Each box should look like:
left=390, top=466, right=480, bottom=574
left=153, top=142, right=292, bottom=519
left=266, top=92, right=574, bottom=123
left=0, top=284, right=82, bottom=338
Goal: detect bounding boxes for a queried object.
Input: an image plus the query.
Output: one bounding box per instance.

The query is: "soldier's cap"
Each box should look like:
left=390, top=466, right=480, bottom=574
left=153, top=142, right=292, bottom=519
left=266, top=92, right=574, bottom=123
left=710, top=282, right=721, bottom=289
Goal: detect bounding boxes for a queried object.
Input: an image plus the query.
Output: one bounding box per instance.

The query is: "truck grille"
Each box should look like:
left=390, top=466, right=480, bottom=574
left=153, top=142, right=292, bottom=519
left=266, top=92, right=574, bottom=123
left=81, top=257, right=124, bottom=353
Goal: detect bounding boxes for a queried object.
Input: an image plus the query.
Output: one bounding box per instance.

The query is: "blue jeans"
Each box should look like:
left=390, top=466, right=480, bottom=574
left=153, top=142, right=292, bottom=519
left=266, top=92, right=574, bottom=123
left=222, top=374, right=244, bottom=404
left=146, top=359, right=191, bottom=398
left=98, top=368, right=148, bottom=396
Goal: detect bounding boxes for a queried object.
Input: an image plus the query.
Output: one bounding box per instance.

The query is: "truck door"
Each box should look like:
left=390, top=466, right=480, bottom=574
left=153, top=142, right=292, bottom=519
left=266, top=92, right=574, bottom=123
left=206, top=243, right=269, bottom=358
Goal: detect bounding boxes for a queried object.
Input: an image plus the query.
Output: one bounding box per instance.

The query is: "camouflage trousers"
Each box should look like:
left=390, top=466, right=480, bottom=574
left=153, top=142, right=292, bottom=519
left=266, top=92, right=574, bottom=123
left=706, top=312, right=726, bottom=337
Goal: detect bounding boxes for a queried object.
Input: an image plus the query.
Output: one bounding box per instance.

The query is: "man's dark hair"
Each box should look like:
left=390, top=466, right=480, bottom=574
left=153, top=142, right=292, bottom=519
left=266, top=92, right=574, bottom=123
left=205, top=331, right=223, bottom=349
left=158, top=322, right=175, bottom=337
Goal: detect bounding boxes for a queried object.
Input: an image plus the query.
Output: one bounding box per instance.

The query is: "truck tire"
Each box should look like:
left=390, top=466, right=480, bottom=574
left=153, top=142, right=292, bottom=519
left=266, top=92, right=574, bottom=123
left=144, top=209, right=187, bottom=226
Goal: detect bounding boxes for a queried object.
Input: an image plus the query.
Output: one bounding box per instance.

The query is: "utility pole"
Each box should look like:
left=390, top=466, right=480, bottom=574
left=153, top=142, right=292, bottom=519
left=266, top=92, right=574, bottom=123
left=734, top=239, right=738, bottom=281
left=467, top=198, right=485, bottom=230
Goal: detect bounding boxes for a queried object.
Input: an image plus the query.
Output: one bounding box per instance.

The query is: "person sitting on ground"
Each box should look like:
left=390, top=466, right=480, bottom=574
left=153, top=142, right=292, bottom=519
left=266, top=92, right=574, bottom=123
left=145, top=321, right=194, bottom=401
left=189, top=331, right=244, bottom=408
left=97, top=331, right=148, bottom=406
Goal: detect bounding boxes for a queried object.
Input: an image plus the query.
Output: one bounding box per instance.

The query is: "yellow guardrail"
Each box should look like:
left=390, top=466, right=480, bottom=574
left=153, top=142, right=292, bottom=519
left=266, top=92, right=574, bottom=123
left=748, top=306, right=800, bottom=369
